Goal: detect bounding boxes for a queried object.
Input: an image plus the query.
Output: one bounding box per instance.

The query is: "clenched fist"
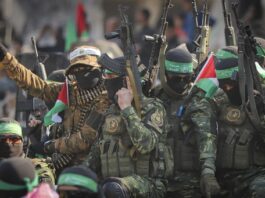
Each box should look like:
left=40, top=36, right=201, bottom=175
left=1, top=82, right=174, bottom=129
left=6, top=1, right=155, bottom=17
left=116, top=88, right=133, bottom=110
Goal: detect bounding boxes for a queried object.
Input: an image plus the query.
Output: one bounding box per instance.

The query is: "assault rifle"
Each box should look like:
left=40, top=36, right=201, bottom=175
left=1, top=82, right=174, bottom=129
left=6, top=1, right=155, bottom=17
left=222, top=0, right=236, bottom=46
left=232, top=2, right=265, bottom=126
left=192, top=0, right=210, bottom=65
left=31, top=36, right=47, bottom=80
left=191, top=0, right=200, bottom=49
left=143, top=0, right=173, bottom=95
left=102, top=6, right=143, bottom=117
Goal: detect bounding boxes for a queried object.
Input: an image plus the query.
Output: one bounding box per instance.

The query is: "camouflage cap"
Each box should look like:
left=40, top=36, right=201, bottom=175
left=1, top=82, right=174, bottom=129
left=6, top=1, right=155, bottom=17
left=65, top=46, right=101, bottom=75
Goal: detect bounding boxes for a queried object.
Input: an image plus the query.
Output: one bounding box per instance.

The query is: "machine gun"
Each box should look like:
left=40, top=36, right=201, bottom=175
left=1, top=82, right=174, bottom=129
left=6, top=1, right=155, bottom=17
left=232, top=2, right=265, bottom=128
left=222, top=0, right=236, bottom=46
left=192, top=0, right=210, bottom=65
left=102, top=6, right=143, bottom=117
left=143, top=0, right=173, bottom=95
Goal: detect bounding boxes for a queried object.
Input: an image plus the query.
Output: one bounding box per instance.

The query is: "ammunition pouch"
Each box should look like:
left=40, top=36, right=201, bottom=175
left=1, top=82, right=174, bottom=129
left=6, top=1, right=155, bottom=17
left=100, top=139, right=150, bottom=178
left=217, top=126, right=252, bottom=170
left=150, top=142, right=174, bottom=178
left=174, top=139, right=200, bottom=172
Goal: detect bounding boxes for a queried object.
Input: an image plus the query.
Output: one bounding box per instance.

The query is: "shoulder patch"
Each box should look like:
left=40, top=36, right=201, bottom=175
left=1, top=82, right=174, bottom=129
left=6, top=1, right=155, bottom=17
left=151, top=110, right=164, bottom=128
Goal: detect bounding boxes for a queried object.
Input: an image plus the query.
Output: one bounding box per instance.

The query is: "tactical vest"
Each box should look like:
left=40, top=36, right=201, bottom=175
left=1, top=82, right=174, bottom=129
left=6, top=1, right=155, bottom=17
left=162, top=95, right=200, bottom=174
left=216, top=103, right=265, bottom=170
left=100, top=98, right=173, bottom=179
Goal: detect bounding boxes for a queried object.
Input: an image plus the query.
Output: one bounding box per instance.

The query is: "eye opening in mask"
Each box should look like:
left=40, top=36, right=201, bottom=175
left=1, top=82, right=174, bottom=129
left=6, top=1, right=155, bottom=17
left=0, top=135, right=22, bottom=144
left=166, top=73, right=192, bottom=83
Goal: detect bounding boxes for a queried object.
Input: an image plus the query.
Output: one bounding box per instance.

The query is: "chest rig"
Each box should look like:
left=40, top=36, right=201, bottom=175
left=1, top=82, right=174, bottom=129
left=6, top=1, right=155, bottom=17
left=163, top=95, right=199, bottom=174
left=99, top=99, right=173, bottom=179
left=217, top=104, right=265, bottom=170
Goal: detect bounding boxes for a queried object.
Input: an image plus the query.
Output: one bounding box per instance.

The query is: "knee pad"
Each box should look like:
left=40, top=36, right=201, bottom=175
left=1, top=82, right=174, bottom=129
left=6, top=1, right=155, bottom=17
left=103, top=181, right=130, bottom=198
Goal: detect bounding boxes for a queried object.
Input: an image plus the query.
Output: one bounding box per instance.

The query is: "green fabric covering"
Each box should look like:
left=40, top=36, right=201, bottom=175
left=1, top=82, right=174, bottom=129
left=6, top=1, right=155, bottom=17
left=195, top=78, right=218, bottom=98
left=44, top=100, right=67, bottom=126
left=165, top=60, right=193, bottom=74
left=58, top=173, right=98, bottom=193
left=215, top=49, right=238, bottom=60
left=216, top=66, right=239, bottom=79
left=103, top=69, right=114, bottom=74
left=0, top=123, right=22, bottom=137
left=256, top=45, right=265, bottom=58
left=256, top=62, right=265, bottom=78
left=0, top=174, right=38, bottom=192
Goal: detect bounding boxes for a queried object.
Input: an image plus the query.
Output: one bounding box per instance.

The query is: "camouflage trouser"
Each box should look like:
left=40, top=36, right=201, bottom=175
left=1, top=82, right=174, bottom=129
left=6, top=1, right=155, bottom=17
left=167, top=172, right=202, bottom=198
left=217, top=168, right=265, bottom=198
left=104, top=174, right=167, bottom=198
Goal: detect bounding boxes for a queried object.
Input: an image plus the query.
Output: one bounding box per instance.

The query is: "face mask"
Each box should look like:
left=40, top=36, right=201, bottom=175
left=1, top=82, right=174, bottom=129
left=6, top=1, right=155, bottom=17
left=104, top=77, right=124, bottom=102
left=166, top=75, right=191, bottom=94
left=75, top=69, right=101, bottom=90
left=0, top=142, right=23, bottom=159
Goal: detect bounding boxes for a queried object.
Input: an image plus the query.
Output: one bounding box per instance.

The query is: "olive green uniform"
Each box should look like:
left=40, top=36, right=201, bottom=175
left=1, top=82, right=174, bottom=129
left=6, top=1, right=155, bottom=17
left=212, top=90, right=265, bottom=198
left=84, top=97, right=173, bottom=198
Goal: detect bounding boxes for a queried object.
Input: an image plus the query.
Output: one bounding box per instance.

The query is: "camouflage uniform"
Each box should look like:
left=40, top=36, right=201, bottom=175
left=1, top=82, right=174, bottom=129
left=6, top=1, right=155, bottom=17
left=84, top=97, right=173, bottom=198
left=0, top=52, right=109, bottom=166
left=211, top=90, right=265, bottom=198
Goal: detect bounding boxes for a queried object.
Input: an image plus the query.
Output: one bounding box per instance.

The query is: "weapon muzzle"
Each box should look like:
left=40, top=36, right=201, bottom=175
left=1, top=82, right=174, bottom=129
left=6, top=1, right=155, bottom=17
left=105, top=32, right=120, bottom=40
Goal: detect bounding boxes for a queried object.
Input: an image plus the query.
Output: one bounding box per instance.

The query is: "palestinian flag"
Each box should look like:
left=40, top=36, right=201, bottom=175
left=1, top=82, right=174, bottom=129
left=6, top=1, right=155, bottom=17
left=65, top=1, right=90, bottom=51
left=194, top=53, right=219, bottom=98
left=44, top=82, right=68, bottom=126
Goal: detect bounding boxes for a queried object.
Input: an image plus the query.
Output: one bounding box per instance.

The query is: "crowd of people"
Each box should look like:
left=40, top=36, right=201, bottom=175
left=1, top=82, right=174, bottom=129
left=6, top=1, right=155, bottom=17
left=0, top=0, right=265, bottom=198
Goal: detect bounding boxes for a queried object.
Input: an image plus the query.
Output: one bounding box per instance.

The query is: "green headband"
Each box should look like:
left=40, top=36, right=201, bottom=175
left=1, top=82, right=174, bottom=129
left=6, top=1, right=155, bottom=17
left=165, top=60, right=193, bottom=74
left=216, top=66, right=239, bottom=80
left=0, top=174, right=39, bottom=192
left=103, top=69, right=114, bottom=74
left=0, top=123, right=22, bottom=137
left=215, top=49, right=238, bottom=60
left=58, top=173, right=98, bottom=193
left=256, top=45, right=265, bottom=58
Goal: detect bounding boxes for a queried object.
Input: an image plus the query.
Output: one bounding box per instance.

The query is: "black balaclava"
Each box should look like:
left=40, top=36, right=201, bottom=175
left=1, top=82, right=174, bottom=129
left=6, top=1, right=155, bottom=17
left=164, top=45, right=193, bottom=94
left=75, top=68, right=101, bottom=90
left=104, top=76, right=124, bottom=103
left=101, top=56, right=126, bottom=102
left=215, top=57, right=242, bottom=106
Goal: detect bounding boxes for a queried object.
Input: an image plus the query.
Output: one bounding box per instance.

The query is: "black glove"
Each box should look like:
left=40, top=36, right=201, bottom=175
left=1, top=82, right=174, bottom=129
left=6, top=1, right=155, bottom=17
left=200, top=174, right=221, bottom=198
left=44, top=140, right=56, bottom=154
left=0, top=43, right=7, bottom=61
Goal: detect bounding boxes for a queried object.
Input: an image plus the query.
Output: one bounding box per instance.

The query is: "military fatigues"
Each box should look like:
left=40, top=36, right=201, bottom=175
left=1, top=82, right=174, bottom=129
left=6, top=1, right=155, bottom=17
left=159, top=87, right=216, bottom=198
left=30, top=157, right=56, bottom=185
left=84, top=97, right=173, bottom=198
left=0, top=53, right=109, bottom=165
left=210, top=90, right=265, bottom=198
